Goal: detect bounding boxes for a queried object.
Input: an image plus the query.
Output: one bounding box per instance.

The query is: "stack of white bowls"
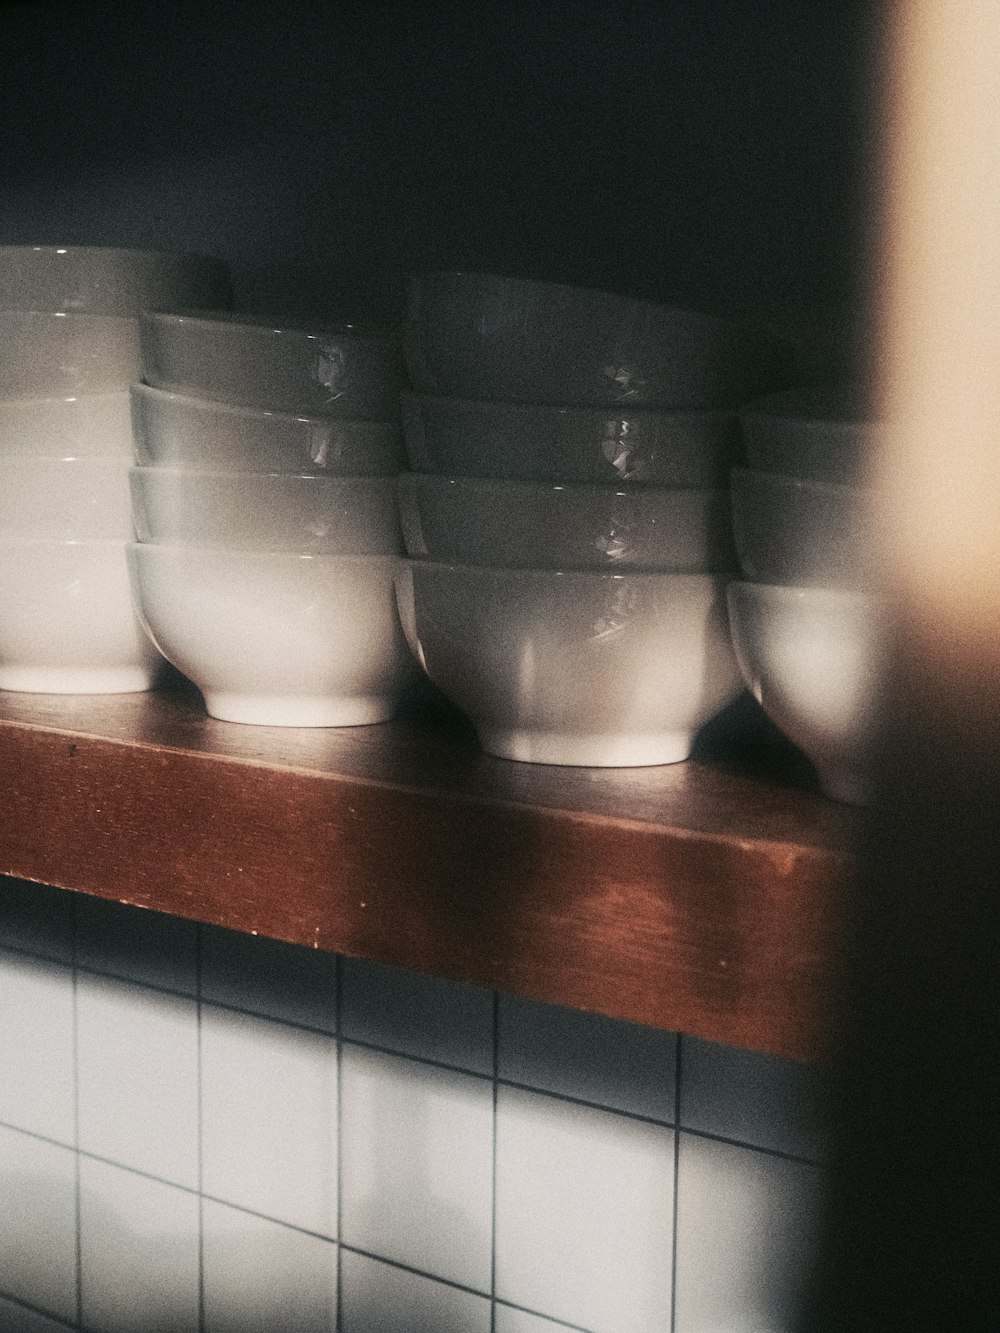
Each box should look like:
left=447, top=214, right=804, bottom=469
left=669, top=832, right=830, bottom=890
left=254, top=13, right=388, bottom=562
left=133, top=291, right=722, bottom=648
left=397, top=271, right=793, bottom=767
left=726, top=385, right=885, bottom=804
left=0, top=245, right=230, bottom=694
left=127, top=311, right=416, bottom=727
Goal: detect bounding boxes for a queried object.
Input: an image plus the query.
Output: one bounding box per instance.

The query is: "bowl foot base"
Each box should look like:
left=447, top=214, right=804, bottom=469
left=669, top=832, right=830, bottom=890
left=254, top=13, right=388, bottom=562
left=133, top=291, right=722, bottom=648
left=477, top=727, right=695, bottom=768
left=202, top=692, right=398, bottom=728
left=0, top=664, right=159, bottom=694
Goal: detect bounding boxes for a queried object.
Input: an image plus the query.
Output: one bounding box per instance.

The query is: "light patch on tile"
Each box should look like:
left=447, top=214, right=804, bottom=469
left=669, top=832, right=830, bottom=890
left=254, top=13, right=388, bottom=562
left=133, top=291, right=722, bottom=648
left=341, top=955, right=493, bottom=1074
left=340, top=1044, right=493, bottom=1292
left=0, top=1125, right=78, bottom=1324
left=499, top=992, right=677, bottom=1122
left=78, top=1156, right=200, bottom=1333
left=201, top=1004, right=337, bottom=1235
left=495, top=1085, right=674, bottom=1333
left=674, top=1132, right=824, bottom=1333
left=200, top=923, right=337, bottom=1033
left=680, top=1035, right=827, bottom=1161
left=0, top=878, right=73, bottom=964
left=202, top=1199, right=337, bottom=1333
left=76, top=972, right=199, bottom=1188
left=0, top=948, right=75, bottom=1143
left=74, top=895, right=197, bottom=996
left=339, top=1249, right=491, bottom=1333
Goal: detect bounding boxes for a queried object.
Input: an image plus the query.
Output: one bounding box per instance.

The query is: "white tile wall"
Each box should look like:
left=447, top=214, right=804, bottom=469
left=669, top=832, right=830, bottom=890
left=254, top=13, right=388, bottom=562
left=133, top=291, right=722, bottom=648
left=76, top=972, right=199, bottom=1188
left=0, top=876, right=828, bottom=1333
left=340, top=1044, right=493, bottom=1291
left=339, top=1250, right=491, bottom=1333
left=0, top=947, right=75, bottom=1143
left=340, top=956, right=493, bottom=1074
left=78, top=1156, right=200, bottom=1333
left=495, top=1085, right=675, bottom=1333
left=202, top=1199, right=338, bottom=1333
left=0, top=1126, right=78, bottom=1324
left=200, top=1003, right=338, bottom=1235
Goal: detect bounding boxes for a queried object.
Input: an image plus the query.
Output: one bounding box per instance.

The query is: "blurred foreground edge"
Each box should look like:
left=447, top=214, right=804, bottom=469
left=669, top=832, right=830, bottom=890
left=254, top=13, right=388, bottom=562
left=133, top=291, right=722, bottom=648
left=805, top=3, right=1000, bottom=1330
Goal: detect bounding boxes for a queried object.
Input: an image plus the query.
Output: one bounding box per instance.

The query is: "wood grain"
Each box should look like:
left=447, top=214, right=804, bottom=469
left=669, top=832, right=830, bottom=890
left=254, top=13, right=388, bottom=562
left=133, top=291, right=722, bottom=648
left=0, top=680, right=855, bottom=1060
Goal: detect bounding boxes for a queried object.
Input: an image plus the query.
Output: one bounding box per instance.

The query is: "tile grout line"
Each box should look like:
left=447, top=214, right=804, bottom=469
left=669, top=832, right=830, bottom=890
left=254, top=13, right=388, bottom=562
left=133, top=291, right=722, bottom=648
left=335, top=952, right=344, bottom=1333
left=489, top=990, right=499, bottom=1333
left=71, top=899, right=83, bottom=1331
left=671, top=1035, right=682, bottom=1333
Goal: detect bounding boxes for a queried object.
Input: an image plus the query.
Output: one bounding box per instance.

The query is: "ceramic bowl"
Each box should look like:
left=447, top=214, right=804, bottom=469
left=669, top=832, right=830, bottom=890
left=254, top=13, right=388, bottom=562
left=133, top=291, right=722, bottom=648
left=0, top=312, right=141, bottom=399
left=395, top=561, right=742, bottom=766
left=139, top=311, right=403, bottom=418
left=0, top=245, right=231, bottom=316
left=127, top=544, right=415, bottom=726
left=730, top=466, right=875, bottom=588
left=0, top=392, right=133, bottom=456
left=726, top=580, right=880, bottom=805
left=404, top=271, right=788, bottom=408
left=130, top=384, right=404, bottom=476
left=130, top=468, right=402, bottom=554
left=400, top=393, right=742, bottom=486
left=398, top=473, right=735, bottom=572
left=0, top=457, right=133, bottom=538
left=740, top=385, right=883, bottom=484
left=0, top=538, right=162, bottom=693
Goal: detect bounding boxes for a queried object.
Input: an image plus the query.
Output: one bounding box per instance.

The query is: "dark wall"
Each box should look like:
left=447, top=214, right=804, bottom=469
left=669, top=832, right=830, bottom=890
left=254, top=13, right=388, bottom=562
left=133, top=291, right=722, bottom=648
left=0, top=0, right=873, bottom=335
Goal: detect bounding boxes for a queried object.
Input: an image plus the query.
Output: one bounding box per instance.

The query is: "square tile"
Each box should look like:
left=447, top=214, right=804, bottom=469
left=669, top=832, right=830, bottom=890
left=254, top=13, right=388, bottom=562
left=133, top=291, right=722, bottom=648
left=74, top=895, right=197, bottom=996
left=0, top=947, right=75, bottom=1143
left=680, top=1036, right=827, bottom=1161
left=76, top=972, right=198, bottom=1188
left=0, top=1125, right=78, bottom=1324
left=341, top=955, right=493, bottom=1074
left=340, top=1044, right=493, bottom=1291
left=496, top=1304, right=594, bottom=1333
left=340, top=1249, right=491, bottom=1333
left=202, top=1199, right=337, bottom=1333
left=200, top=923, right=337, bottom=1033
left=675, top=1133, right=824, bottom=1333
left=0, top=878, right=73, bottom=964
left=499, top=993, right=677, bottom=1122
left=201, top=1004, right=337, bottom=1235
left=79, top=1156, right=199, bottom=1333
left=495, top=1085, right=674, bottom=1333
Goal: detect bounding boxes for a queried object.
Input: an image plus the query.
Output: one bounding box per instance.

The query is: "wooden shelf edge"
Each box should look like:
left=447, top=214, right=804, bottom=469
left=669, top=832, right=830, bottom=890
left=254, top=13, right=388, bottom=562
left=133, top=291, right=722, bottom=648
left=0, top=689, right=855, bottom=1061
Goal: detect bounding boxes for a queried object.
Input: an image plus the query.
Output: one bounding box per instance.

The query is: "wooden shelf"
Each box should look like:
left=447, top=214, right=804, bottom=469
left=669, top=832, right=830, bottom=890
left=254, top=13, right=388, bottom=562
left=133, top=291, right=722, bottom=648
left=0, top=674, right=856, bottom=1061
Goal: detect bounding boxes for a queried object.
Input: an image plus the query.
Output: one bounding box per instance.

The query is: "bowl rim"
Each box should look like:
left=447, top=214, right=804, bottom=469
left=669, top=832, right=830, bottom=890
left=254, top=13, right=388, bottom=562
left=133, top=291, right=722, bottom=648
left=126, top=540, right=401, bottom=568
left=400, top=388, right=737, bottom=425
left=726, top=578, right=877, bottom=610
left=401, top=471, right=728, bottom=502
left=730, top=463, right=872, bottom=498
left=401, top=556, right=731, bottom=585
left=128, top=464, right=398, bottom=489
left=130, top=380, right=401, bottom=430
left=0, top=244, right=228, bottom=266
left=139, top=308, right=395, bottom=343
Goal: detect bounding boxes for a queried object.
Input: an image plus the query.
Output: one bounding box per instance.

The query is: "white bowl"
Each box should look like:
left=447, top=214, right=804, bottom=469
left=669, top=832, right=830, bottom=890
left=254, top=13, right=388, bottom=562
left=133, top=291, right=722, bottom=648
left=140, top=311, right=403, bottom=418
left=0, top=538, right=162, bottom=693
left=726, top=580, right=880, bottom=805
left=730, top=466, right=875, bottom=588
left=404, top=271, right=790, bottom=408
left=395, top=561, right=742, bottom=766
left=398, top=473, right=735, bottom=572
left=130, top=468, right=402, bottom=554
left=740, top=385, right=883, bottom=484
left=130, top=384, right=404, bottom=476
left=127, top=544, right=416, bottom=727
left=0, top=312, right=141, bottom=399
left=400, top=393, right=742, bottom=486
left=0, top=457, right=133, bottom=538
left=0, top=392, right=133, bottom=456
left=0, top=245, right=231, bottom=316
